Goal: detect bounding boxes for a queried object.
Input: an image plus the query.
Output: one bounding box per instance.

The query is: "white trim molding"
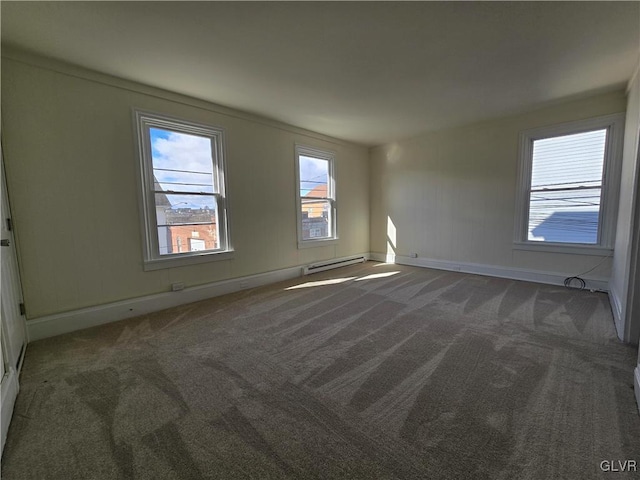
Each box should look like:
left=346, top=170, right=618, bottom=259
left=370, top=252, right=610, bottom=292
left=27, top=266, right=300, bottom=341
left=513, top=242, right=613, bottom=257
left=608, top=288, right=625, bottom=341
left=514, top=113, right=625, bottom=253
left=1, top=367, right=19, bottom=454
left=133, top=109, right=233, bottom=270
left=26, top=250, right=616, bottom=342
left=294, top=144, right=338, bottom=249
left=26, top=253, right=370, bottom=341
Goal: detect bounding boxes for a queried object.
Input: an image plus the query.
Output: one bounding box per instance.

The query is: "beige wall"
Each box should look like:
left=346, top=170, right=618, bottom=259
left=2, top=51, right=634, bottom=330
left=370, top=90, right=627, bottom=280
left=1, top=56, right=370, bottom=319
left=610, top=67, right=640, bottom=343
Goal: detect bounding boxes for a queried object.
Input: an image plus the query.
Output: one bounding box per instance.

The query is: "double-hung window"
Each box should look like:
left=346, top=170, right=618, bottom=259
left=514, top=113, right=624, bottom=254
left=295, top=145, right=337, bottom=247
left=134, top=110, right=231, bottom=270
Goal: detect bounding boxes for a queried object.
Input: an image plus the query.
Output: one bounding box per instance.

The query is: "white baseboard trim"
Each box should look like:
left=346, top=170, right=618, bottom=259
left=1, top=368, right=19, bottom=455
left=369, top=252, right=610, bottom=292
left=27, top=253, right=370, bottom=342
left=608, top=287, right=626, bottom=342
left=635, top=366, right=640, bottom=415
left=26, top=251, right=614, bottom=342
left=27, top=266, right=300, bottom=341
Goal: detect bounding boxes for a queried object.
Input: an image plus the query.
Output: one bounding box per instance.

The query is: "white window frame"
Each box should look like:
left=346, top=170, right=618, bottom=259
left=295, top=144, right=337, bottom=248
left=514, top=113, right=624, bottom=255
left=134, top=110, right=233, bottom=270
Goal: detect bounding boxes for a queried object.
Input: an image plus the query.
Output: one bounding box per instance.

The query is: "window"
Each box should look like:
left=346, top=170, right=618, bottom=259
left=134, top=110, right=231, bottom=270
left=295, top=145, right=337, bottom=247
left=515, top=113, right=624, bottom=254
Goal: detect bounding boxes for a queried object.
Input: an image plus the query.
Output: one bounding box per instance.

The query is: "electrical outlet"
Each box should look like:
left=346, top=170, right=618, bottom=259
left=171, top=282, right=185, bottom=292
left=409, top=253, right=418, bottom=258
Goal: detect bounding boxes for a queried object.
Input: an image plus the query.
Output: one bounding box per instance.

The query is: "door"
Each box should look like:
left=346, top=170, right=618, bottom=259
left=0, top=142, right=27, bottom=454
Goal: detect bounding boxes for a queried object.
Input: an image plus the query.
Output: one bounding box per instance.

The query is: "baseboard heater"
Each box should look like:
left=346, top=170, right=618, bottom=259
left=303, top=256, right=366, bottom=275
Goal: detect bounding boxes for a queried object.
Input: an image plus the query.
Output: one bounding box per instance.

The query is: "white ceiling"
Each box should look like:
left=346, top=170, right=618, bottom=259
left=2, top=2, right=639, bottom=146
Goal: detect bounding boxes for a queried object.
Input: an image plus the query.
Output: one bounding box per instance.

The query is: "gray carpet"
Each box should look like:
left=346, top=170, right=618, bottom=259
left=2, top=262, right=639, bottom=479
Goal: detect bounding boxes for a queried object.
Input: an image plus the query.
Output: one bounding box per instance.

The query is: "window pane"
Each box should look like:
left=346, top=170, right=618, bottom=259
left=531, top=129, right=606, bottom=188
left=150, top=127, right=216, bottom=194
left=301, top=199, right=332, bottom=240
left=527, top=129, right=606, bottom=244
left=155, top=193, right=219, bottom=255
left=528, top=188, right=601, bottom=244
left=299, top=155, right=328, bottom=198
left=158, top=222, right=219, bottom=255
left=155, top=194, right=216, bottom=225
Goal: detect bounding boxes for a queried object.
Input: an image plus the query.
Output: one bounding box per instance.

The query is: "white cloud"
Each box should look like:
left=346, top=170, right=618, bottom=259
left=152, top=131, right=213, bottom=174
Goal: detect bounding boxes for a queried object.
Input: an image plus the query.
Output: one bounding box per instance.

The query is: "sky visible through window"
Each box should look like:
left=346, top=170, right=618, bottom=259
left=528, top=129, right=606, bottom=244
left=150, top=128, right=216, bottom=210
left=299, top=156, right=328, bottom=197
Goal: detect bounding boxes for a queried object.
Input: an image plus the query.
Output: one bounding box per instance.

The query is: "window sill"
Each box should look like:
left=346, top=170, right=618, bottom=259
left=297, top=238, right=338, bottom=249
left=513, top=242, right=612, bottom=256
left=143, top=250, right=235, bottom=271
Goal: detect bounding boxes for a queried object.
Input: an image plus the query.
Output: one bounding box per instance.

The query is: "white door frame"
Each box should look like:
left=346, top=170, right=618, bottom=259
left=0, top=140, right=27, bottom=454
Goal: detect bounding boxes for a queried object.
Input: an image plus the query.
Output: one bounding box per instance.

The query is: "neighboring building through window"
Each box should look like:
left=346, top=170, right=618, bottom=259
left=515, top=113, right=624, bottom=253
left=295, top=145, right=337, bottom=247
left=134, top=110, right=231, bottom=269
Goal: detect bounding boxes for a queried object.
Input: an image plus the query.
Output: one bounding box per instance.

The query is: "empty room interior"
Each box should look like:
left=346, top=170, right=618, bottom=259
left=2, top=2, right=640, bottom=479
